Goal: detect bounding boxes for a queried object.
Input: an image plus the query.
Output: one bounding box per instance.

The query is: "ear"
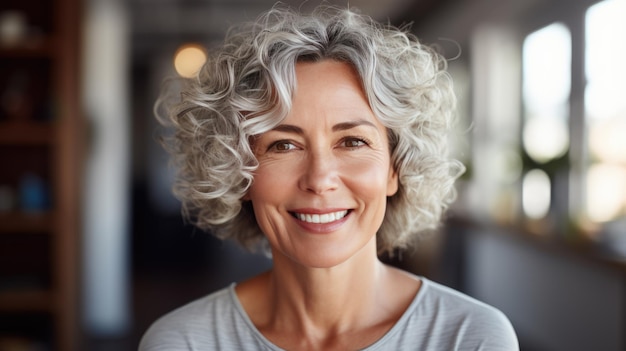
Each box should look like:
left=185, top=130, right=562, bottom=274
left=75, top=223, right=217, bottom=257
left=386, top=164, right=398, bottom=196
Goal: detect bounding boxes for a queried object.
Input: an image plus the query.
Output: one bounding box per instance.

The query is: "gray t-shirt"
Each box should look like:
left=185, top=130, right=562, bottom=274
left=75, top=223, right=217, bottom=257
left=139, top=277, right=518, bottom=350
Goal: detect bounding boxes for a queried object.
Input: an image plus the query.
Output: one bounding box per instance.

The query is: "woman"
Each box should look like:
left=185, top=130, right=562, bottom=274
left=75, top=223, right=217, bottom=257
left=140, top=5, right=518, bottom=351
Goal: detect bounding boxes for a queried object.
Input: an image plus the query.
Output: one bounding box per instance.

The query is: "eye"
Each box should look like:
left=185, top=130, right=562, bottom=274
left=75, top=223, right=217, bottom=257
left=340, top=137, right=368, bottom=149
left=268, top=140, right=297, bottom=152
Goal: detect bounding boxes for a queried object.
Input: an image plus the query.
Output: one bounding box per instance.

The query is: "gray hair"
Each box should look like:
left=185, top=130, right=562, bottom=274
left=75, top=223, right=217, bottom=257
left=157, top=5, right=464, bottom=254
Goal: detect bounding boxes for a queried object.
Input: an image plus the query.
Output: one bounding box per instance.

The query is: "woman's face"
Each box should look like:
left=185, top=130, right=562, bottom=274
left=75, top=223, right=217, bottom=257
left=248, top=60, right=398, bottom=268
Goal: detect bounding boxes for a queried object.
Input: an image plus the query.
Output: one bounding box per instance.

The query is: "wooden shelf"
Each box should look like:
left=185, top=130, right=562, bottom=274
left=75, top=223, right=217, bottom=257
left=0, top=289, right=53, bottom=312
left=0, top=0, right=83, bottom=349
left=0, top=37, right=56, bottom=58
left=0, top=121, right=54, bottom=146
left=0, top=212, right=53, bottom=234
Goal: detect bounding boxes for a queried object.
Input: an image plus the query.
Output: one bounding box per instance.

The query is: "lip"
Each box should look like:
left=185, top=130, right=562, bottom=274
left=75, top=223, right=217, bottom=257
left=289, top=208, right=352, bottom=234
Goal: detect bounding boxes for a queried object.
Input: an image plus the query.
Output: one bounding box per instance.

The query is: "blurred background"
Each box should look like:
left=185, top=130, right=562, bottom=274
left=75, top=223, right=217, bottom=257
left=0, top=0, right=625, bottom=350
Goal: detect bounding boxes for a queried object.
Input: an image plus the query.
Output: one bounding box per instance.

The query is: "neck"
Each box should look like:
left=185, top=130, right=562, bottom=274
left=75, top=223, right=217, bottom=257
left=235, top=236, right=422, bottom=350
left=266, top=237, right=386, bottom=333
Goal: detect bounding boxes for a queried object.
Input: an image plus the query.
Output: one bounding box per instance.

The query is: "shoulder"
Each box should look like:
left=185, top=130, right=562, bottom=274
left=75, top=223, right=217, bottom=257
left=382, top=278, right=518, bottom=351
left=419, top=278, right=519, bottom=350
left=138, top=286, right=241, bottom=351
left=419, top=278, right=504, bottom=318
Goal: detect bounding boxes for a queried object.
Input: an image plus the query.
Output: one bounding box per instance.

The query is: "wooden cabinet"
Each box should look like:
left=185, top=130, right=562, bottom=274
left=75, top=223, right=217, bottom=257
left=0, top=0, right=82, bottom=350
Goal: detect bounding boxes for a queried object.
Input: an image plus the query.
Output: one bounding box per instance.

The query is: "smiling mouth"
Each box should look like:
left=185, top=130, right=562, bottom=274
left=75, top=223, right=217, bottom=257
left=290, top=210, right=350, bottom=224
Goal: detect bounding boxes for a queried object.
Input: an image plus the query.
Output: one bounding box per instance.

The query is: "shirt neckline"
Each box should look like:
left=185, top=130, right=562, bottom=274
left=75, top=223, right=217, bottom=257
left=227, top=277, right=430, bottom=350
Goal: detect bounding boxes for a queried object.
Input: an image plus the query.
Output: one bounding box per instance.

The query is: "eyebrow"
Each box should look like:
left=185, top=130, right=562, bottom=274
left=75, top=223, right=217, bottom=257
left=271, top=124, right=304, bottom=134
left=331, top=120, right=377, bottom=132
left=270, top=120, right=378, bottom=134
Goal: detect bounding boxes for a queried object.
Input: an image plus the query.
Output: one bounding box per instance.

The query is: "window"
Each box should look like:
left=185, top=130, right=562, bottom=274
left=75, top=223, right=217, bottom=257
left=521, top=23, right=571, bottom=220
left=584, top=0, right=626, bottom=223
left=463, top=0, right=626, bottom=239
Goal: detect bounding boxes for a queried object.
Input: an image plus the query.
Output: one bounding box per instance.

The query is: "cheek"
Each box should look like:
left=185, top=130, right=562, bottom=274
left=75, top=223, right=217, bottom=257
left=248, top=159, right=298, bottom=214
left=247, top=167, right=282, bottom=236
left=343, top=155, right=391, bottom=185
left=341, top=156, right=393, bottom=202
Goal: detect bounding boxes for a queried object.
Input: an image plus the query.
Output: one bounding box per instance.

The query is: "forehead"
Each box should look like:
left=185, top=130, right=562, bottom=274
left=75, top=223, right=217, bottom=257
left=294, top=60, right=365, bottom=98
left=290, top=60, right=375, bottom=120
left=295, top=59, right=361, bottom=83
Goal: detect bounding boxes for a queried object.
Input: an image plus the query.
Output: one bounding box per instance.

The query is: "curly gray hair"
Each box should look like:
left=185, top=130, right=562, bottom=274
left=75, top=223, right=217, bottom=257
left=157, top=5, right=464, bottom=254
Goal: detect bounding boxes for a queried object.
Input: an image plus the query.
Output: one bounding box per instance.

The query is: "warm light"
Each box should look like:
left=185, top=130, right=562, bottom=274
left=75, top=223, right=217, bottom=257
left=173, top=44, right=207, bottom=78
left=523, top=169, right=551, bottom=219
left=586, top=163, right=626, bottom=222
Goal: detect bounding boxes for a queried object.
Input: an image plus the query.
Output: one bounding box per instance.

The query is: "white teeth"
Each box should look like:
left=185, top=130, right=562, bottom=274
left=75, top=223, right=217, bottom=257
left=296, top=210, right=348, bottom=224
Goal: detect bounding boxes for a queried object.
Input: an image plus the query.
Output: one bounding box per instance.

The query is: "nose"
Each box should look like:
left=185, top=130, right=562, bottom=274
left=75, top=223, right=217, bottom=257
left=298, top=149, right=339, bottom=195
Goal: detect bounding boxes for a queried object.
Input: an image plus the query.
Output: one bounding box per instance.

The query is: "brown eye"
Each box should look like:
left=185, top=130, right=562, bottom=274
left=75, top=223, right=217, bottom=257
left=270, top=141, right=296, bottom=152
left=342, top=138, right=367, bottom=148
